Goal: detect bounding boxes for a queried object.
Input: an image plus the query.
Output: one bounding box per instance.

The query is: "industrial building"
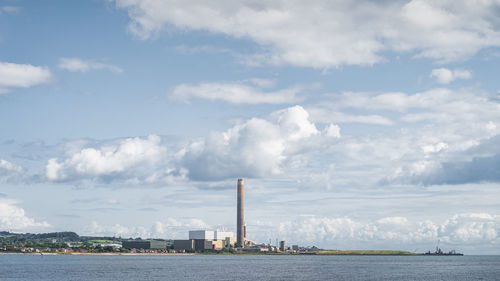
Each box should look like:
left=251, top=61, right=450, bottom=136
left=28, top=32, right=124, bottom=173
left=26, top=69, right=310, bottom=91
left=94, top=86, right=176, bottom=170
left=173, top=179, right=253, bottom=251
left=189, top=230, right=214, bottom=240
left=174, top=230, right=236, bottom=251
left=173, top=239, right=195, bottom=251
left=122, top=240, right=167, bottom=249
left=215, top=231, right=234, bottom=241
left=280, top=240, right=286, bottom=252
left=188, top=230, right=234, bottom=241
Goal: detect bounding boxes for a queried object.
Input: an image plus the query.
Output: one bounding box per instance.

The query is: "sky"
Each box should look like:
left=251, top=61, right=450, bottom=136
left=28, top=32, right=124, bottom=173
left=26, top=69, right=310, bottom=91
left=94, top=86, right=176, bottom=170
left=1, top=0, right=500, bottom=254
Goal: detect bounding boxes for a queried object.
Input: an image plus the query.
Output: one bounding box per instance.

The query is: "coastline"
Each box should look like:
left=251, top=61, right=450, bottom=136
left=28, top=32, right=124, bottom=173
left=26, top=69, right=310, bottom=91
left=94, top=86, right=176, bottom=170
left=0, top=251, right=417, bottom=256
left=2, top=249, right=463, bottom=256
left=0, top=252, right=196, bottom=256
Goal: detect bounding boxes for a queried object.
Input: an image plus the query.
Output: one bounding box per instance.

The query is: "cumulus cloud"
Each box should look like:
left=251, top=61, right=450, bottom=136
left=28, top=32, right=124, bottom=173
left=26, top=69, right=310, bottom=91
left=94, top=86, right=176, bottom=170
left=0, top=200, right=50, bottom=231
left=0, top=159, right=22, bottom=173
left=0, top=62, right=52, bottom=93
left=384, top=128, right=500, bottom=186
left=308, top=87, right=500, bottom=187
left=87, top=221, right=153, bottom=238
left=277, top=213, right=500, bottom=249
left=316, top=88, right=500, bottom=128
left=0, top=159, right=23, bottom=183
left=408, top=153, right=500, bottom=185
left=324, top=124, right=341, bottom=139
left=430, top=68, right=471, bottom=84
left=440, top=213, right=499, bottom=243
left=58, top=57, right=123, bottom=73
left=114, top=0, right=500, bottom=68
left=170, top=81, right=303, bottom=104
left=181, top=105, right=339, bottom=180
left=46, top=135, right=166, bottom=182
left=86, top=217, right=209, bottom=239
left=308, top=108, right=394, bottom=126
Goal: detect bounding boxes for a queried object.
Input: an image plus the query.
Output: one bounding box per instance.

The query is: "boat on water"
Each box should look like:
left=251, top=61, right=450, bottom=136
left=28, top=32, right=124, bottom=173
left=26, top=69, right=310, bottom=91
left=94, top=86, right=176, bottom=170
left=423, top=246, right=463, bottom=256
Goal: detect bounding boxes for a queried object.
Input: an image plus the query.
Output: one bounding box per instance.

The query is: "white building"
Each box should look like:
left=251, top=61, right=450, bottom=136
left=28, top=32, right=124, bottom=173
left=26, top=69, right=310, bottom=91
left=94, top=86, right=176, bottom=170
left=215, top=231, right=234, bottom=241
left=189, top=230, right=215, bottom=240
left=188, top=230, right=235, bottom=241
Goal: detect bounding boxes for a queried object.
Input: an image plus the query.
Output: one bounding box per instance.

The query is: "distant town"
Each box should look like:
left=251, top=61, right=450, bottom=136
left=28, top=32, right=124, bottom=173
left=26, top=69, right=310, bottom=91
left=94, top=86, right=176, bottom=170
left=0, top=230, right=326, bottom=255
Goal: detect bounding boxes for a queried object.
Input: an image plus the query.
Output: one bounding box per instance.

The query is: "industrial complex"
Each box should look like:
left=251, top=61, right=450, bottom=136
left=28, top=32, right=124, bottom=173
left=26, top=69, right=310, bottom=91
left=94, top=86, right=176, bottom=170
left=173, top=230, right=235, bottom=251
left=0, top=178, right=344, bottom=255
left=172, top=178, right=257, bottom=251
left=0, top=178, right=456, bottom=256
left=122, top=178, right=290, bottom=253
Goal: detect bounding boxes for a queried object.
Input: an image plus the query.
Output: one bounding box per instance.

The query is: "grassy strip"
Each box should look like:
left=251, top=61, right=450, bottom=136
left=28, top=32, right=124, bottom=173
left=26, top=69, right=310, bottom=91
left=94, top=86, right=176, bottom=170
left=317, top=250, right=415, bottom=255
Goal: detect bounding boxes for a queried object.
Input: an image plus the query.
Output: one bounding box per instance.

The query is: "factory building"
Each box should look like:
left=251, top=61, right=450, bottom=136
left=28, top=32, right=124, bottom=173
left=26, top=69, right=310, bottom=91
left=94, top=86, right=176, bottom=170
left=215, top=231, right=234, bottom=241
left=174, top=230, right=236, bottom=251
left=280, top=241, right=286, bottom=252
left=225, top=237, right=237, bottom=248
left=173, top=239, right=195, bottom=251
left=173, top=239, right=227, bottom=251
left=122, top=240, right=167, bottom=249
left=174, top=179, right=249, bottom=251
left=188, top=230, right=234, bottom=241
left=189, top=230, right=214, bottom=240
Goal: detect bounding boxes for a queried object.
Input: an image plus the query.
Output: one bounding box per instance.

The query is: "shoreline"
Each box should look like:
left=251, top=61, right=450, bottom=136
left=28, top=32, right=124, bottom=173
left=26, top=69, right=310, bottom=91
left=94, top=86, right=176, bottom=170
left=0, top=252, right=196, bottom=256
left=0, top=250, right=463, bottom=256
left=0, top=252, right=466, bottom=256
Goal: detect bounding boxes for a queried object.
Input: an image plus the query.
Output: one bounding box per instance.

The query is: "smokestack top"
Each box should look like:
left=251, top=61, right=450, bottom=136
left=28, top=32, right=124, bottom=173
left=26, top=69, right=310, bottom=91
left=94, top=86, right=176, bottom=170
left=238, top=178, right=244, bottom=182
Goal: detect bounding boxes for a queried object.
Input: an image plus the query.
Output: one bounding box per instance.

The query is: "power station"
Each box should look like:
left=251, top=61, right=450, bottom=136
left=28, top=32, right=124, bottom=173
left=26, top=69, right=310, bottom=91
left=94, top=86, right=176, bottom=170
left=173, top=178, right=274, bottom=251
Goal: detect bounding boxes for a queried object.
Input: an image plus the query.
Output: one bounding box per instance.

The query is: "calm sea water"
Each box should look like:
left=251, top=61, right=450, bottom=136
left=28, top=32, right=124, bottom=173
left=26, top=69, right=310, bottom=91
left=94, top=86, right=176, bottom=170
left=0, top=254, right=499, bottom=281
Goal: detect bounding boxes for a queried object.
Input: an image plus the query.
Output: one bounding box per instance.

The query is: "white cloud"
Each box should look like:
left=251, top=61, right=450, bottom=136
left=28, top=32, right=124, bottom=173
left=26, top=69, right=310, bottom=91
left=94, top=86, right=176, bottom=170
left=277, top=213, right=500, bottom=249
left=397, top=150, right=500, bottom=186
left=46, top=135, right=166, bottom=181
left=0, top=6, right=19, bottom=14
left=87, top=221, right=152, bottom=238
left=114, top=0, right=500, bottom=68
left=171, top=81, right=302, bottom=104
left=324, top=124, right=341, bottom=139
left=0, top=159, right=22, bottom=173
left=86, top=217, right=210, bottom=239
left=430, top=68, right=471, bottom=84
left=440, top=213, right=499, bottom=243
left=30, top=85, right=498, bottom=188
left=318, top=88, right=500, bottom=124
left=0, top=200, right=50, bottom=231
left=308, top=108, right=395, bottom=126
left=321, top=89, right=453, bottom=112
left=0, top=160, right=23, bottom=183
left=377, top=216, right=409, bottom=225
left=58, top=57, right=123, bottom=73
left=0, top=62, right=52, bottom=93
left=307, top=87, right=500, bottom=187
left=181, top=105, right=339, bottom=180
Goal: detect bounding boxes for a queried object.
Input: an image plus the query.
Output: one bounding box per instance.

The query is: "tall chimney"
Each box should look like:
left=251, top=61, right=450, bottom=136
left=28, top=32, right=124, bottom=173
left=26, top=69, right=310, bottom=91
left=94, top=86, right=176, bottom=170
left=236, top=178, right=245, bottom=248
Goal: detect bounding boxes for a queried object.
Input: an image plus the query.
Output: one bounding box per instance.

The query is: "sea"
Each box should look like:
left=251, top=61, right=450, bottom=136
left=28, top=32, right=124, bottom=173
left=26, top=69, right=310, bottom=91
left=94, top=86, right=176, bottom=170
left=1, top=254, right=499, bottom=280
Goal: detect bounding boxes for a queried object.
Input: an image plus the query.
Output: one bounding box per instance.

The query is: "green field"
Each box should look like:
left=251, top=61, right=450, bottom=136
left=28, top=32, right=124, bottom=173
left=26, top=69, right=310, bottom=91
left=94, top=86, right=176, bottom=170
left=88, top=240, right=120, bottom=244
left=316, top=250, right=415, bottom=255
